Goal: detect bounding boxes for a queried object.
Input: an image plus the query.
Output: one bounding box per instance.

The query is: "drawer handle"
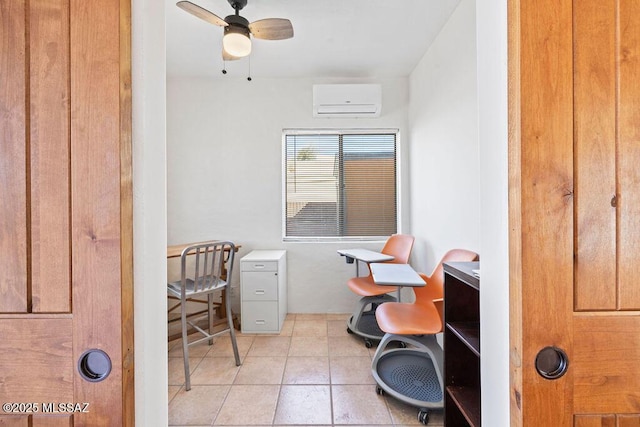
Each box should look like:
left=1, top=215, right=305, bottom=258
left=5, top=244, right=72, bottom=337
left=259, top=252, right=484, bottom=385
left=253, top=264, right=266, bottom=269
left=255, top=320, right=266, bottom=325
left=254, top=290, right=265, bottom=295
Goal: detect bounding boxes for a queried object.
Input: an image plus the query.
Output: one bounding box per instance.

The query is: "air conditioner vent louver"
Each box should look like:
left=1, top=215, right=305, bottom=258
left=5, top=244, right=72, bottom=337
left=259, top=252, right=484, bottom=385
left=313, top=84, right=381, bottom=118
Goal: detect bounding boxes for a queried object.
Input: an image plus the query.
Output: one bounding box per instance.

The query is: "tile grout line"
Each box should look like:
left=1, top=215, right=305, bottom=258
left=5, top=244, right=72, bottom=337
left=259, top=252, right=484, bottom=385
left=327, top=336, right=336, bottom=427
left=210, top=334, right=253, bottom=426
left=270, top=318, right=293, bottom=426
left=326, top=319, right=337, bottom=427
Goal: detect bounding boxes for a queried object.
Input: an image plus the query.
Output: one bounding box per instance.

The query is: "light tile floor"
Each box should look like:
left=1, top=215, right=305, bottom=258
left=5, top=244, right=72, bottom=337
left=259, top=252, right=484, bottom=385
left=168, top=313, right=444, bottom=426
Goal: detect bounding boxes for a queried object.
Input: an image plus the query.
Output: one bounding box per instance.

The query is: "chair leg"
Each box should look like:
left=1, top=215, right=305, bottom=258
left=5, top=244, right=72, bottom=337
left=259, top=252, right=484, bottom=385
left=180, top=298, right=191, bottom=391
left=207, top=294, right=214, bottom=345
left=225, top=287, right=241, bottom=366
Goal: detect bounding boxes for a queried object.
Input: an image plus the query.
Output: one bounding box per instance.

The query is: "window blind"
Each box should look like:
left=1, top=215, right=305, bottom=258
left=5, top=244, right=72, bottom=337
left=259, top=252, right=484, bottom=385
left=284, top=132, right=397, bottom=239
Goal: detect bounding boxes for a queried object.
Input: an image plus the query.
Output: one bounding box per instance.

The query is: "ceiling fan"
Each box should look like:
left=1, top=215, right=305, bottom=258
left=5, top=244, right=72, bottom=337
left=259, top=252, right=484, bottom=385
left=177, top=0, right=294, bottom=60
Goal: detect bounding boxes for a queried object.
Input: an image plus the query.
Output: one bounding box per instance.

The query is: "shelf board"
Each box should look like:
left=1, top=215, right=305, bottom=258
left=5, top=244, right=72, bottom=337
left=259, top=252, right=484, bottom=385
left=444, top=261, right=479, bottom=290
left=446, top=322, right=480, bottom=356
left=446, top=386, right=481, bottom=427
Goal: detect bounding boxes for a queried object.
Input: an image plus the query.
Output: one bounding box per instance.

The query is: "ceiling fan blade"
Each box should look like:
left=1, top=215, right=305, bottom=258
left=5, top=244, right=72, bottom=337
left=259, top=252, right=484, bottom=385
left=222, top=47, right=241, bottom=61
left=249, top=18, right=293, bottom=40
left=176, top=1, right=228, bottom=27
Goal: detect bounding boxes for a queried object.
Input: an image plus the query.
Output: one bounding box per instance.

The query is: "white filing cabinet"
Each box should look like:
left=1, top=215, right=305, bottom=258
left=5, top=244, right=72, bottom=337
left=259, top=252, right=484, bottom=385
left=240, top=250, right=287, bottom=333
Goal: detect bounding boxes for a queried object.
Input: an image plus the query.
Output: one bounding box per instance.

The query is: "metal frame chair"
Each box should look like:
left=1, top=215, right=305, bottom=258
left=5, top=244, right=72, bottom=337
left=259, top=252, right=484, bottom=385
left=167, top=241, right=241, bottom=390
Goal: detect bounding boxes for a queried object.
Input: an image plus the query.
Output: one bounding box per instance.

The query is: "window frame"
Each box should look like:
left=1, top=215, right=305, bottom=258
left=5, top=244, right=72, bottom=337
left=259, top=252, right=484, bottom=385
left=281, top=128, right=401, bottom=242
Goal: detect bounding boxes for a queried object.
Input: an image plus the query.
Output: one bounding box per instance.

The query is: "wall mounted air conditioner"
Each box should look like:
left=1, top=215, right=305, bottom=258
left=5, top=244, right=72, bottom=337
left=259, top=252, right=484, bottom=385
left=313, top=84, right=382, bottom=118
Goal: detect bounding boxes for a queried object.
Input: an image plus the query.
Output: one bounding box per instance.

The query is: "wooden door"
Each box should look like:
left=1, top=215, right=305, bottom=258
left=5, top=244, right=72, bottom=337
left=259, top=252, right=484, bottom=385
left=509, top=0, right=640, bottom=425
left=0, top=0, right=133, bottom=425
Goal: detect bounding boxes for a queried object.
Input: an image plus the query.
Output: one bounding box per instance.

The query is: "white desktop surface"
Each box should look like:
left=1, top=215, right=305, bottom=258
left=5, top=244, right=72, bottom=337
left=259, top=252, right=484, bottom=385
left=336, top=248, right=394, bottom=263
left=370, top=263, right=425, bottom=287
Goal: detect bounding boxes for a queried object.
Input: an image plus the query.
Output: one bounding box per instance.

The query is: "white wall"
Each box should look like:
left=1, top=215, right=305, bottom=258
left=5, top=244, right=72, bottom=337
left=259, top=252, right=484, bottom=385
left=476, top=0, right=510, bottom=424
left=133, top=0, right=168, bottom=425
left=409, top=0, right=509, bottom=424
left=166, top=76, right=410, bottom=313
left=409, top=0, right=510, bottom=424
left=408, top=0, right=480, bottom=275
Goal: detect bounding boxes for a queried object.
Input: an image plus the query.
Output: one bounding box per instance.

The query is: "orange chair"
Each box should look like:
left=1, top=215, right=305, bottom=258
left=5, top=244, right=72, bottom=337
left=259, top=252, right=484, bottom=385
left=371, top=249, right=479, bottom=424
left=346, top=234, right=415, bottom=347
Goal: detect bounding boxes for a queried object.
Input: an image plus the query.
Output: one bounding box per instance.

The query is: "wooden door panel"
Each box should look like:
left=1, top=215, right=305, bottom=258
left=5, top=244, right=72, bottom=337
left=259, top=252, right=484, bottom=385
left=1, top=0, right=72, bottom=314
left=514, top=0, right=575, bottom=424
left=574, top=0, right=640, bottom=311
left=0, top=417, right=28, bottom=427
left=30, top=0, right=71, bottom=313
left=0, top=0, right=131, bottom=424
left=33, top=418, right=73, bottom=427
left=573, top=0, right=617, bottom=311
left=574, top=415, right=640, bottom=427
left=510, top=0, right=640, bottom=424
left=0, top=0, right=28, bottom=313
left=69, top=0, right=123, bottom=424
left=618, top=415, right=640, bottom=427
left=0, top=318, right=73, bottom=402
left=618, top=0, right=640, bottom=309
left=574, top=415, right=615, bottom=427
left=0, top=417, right=73, bottom=427
left=573, top=316, right=640, bottom=413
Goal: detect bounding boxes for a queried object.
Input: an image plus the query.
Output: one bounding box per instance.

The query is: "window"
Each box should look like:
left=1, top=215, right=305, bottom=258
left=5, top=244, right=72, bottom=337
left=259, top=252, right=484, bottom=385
left=284, top=130, right=398, bottom=240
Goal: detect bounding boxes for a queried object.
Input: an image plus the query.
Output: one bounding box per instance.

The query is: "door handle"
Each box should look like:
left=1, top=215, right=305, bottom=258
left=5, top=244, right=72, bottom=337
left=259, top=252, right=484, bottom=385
left=78, top=349, right=112, bottom=382
left=535, top=346, right=568, bottom=380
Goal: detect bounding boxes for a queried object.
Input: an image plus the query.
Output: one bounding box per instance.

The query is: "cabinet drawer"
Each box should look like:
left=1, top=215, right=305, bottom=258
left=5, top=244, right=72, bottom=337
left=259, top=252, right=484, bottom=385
left=241, top=260, right=278, bottom=272
left=241, top=301, right=279, bottom=332
left=242, top=272, right=277, bottom=300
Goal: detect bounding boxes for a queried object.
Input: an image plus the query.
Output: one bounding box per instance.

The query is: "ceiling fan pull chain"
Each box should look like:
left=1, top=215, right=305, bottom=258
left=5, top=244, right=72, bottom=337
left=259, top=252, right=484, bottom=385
left=222, top=60, right=227, bottom=75
left=247, top=55, right=252, bottom=81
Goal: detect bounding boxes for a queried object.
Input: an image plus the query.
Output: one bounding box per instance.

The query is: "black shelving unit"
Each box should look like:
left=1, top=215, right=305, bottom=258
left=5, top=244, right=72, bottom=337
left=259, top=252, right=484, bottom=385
left=444, top=261, right=480, bottom=427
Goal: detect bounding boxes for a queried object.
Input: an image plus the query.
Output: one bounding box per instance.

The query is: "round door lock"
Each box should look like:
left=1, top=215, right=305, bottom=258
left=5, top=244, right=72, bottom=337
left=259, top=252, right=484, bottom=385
left=78, top=349, right=112, bottom=382
left=535, top=346, right=568, bottom=380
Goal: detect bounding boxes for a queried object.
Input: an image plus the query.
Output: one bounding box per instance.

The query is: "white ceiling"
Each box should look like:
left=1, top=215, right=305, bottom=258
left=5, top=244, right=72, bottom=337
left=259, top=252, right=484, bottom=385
left=166, top=0, right=462, bottom=79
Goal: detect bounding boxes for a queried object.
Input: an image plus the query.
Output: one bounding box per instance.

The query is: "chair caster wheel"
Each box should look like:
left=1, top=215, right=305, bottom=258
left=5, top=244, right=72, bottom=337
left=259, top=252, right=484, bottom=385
left=347, top=327, right=354, bottom=334
left=398, top=341, right=407, bottom=348
left=375, top=385, right=384, bottom=395
left=417, top=409, right=430, bottom=425
left=364, top=339, right=373, bottom=348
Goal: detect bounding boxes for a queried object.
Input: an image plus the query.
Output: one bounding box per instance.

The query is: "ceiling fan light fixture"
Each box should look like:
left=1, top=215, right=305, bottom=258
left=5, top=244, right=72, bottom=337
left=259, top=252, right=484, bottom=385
left=223, top=25, right=251, bottom=57
left=177, top=0, right=293, bottom=64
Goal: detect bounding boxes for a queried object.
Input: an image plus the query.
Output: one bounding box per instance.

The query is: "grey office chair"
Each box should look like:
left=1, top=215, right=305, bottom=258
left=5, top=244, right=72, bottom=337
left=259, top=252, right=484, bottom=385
left=167, top=241, right=241, bottom=390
